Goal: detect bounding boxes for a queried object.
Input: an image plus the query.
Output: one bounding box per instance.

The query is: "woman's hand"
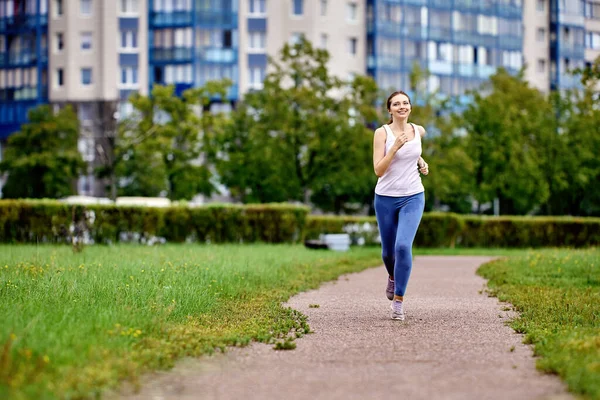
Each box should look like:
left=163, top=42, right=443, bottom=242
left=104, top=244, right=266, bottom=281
left=418, top=158, right=429, bottom=175
left=391, top=132, right=409, bottom=152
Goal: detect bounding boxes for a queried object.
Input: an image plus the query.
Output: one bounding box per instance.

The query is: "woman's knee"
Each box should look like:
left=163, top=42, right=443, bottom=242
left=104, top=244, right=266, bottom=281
left=394, top=243, right=411, bottom=258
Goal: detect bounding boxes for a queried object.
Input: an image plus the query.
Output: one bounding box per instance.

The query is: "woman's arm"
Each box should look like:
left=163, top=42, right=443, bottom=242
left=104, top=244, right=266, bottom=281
left=417, top=125, right=429, bottom=175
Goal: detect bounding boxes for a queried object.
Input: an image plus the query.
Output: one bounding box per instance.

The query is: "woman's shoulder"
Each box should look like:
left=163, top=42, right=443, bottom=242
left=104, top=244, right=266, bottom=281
left=411, top=123, right=426, bottom=137
left=374, top=126, right=387, bottom=137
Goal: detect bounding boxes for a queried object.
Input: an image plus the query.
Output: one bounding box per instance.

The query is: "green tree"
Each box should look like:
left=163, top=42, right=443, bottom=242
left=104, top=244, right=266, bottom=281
left=401, top=62, right=474, bottom=213
left=216, top=38, right=378, bottom=213
left=0, top=105, right=84, bottom=199
left=461, top=69, right=553, bottom=215
left=115, top=81, right=230, bottom=200
left=542, top=56, right=600, bottom=215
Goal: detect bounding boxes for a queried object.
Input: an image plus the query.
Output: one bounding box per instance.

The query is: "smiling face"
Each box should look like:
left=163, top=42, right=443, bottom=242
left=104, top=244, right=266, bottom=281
left=387, top=92, right=412, bottom=122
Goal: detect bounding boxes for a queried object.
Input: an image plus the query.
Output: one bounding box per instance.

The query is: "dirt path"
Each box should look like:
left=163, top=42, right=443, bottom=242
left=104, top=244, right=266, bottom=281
left=115, top=256, right=572, bottom=400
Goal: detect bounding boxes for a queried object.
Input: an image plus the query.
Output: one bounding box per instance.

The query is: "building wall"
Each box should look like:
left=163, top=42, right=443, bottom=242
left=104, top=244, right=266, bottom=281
left=523, top=0, right=550, bottom=92
left=238, top=0, right=366, bottom=96
left=585, top=0, right=600, bottom=65
left=49, top=0, right=118, bottom=102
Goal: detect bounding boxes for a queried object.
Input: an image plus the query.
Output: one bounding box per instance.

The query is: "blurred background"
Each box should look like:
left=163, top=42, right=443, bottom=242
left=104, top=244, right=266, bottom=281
left=0, top=0, right=598, bottom=217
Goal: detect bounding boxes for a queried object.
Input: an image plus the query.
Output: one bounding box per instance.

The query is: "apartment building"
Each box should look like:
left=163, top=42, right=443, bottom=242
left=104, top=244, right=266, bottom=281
left=1, top=0, right=600, bottom=197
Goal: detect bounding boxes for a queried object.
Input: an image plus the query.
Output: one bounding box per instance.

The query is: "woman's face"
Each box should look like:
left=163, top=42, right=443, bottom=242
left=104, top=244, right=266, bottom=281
left=388, top=94, right=411, bottom=121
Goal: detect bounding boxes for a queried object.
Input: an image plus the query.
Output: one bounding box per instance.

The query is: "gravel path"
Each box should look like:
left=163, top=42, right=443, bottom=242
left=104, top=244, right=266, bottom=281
left=115, top=256, right=572, bottom=400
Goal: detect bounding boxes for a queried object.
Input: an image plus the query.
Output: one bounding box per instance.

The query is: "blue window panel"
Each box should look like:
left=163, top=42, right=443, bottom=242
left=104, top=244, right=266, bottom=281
left=119, top=53, right=139, bottom=66
left=248, top=53, right=267, bottom=67
left=132, top=68, right=138, bottom=84
left=293, top=0, right=303, bottom=15
left=121, top=68, right=127, bottom=84
left=120, top=89, right=135, bottom=100
left=81, top=68, right=92, bottom=85
left=247, top=18, right=266, bottom=32
left=119, top=18, right=139, bottom=30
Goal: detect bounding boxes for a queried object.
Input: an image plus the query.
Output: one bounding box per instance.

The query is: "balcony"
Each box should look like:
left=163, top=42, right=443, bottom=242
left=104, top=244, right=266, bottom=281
left=196, top=47, right=237, bottom=64
left=0, top=49, right=47, bottom=67
left=150, top=11, right=193, bottom=27
left=0, top=85, right=48, bottom=103
left=404, top=24, right=427, bottom=40
left=428, top=0, right=453, bottom=9
left=454, top=0, right=485, bottom=11
left=558, top=43, right=585, bottom=59
left=497, top=3, right=523, bottom=19
left=150, top=47, right=193, bottom=63
left=195, top=11, right=237, bottom=28
left=428, top=60, right=453, bottom=75
left=403, top=0, right=427, bottom=6
left=455, top=63, right=496, bottom=78
left=428, top=27, right=453, bottom=41
left=0, top=14, right=47, bottom=32
left=454, top=31, right=497, bottom=47
left=498, top=35, right=522, bottom=50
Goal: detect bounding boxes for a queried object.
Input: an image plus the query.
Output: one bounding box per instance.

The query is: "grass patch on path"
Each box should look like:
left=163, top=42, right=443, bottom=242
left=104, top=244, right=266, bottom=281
left=478, top=248, right=600, bottom=399
left=0, top=244, right=381, bottom=399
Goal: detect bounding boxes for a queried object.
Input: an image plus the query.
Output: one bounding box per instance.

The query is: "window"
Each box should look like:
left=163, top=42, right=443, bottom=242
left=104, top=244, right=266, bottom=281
left=430, top=42, right=453, bottom=61
left=81, top=68, right=92, bottom=85
left=586, top=31, right=600, bottom=49
left=56, top=68, right=64, bottom=87
left=120, top=67, right=139, bottom=86
left=79, top=104, right=92, bottom=121
left=292, top=0, right=303, bottom=16
left=249, top=0, right=266, bottom=15
left=249, top=67, right=265, bottom=89
left=120, top=30, right=138, bottom=49
left=223, top=30, right=232, bottom=48
left=537, top=27, right=546, bottom=42
left=347, top=2, right=357, bottom=21
left=320, top=0, right=327, bottom=16
left=81, top=32, right=92, bottom=50
left=55, top=0, right=63, bottom=16
left=536, top=0, right=544, bottom=11
left=320, top=33, right=327, bottom=49
left=248, top=32, right=266, bottom=51
left=56, top=32, right=64, bottom=51
left=120, top=0, right=138, bottom=14
left=537, top=59, right=546, bottom=73
left=81, top=0, right=92, bottom=15
left=348, top=37, right=357, bottom=55
left=290, top=32, right=303, bottom=45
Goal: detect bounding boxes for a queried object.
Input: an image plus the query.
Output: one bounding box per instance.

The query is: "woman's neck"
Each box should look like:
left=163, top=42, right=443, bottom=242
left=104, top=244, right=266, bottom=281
left=390, top=119, right=409, bottom=132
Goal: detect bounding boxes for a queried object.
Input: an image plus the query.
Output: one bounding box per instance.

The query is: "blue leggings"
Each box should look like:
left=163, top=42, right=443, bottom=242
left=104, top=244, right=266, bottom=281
left=374, top=192, right=425, bottom=297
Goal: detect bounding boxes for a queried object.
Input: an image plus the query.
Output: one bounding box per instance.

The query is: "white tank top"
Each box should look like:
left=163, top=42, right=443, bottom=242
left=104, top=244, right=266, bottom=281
left=374, top=123, right=425, bottom=197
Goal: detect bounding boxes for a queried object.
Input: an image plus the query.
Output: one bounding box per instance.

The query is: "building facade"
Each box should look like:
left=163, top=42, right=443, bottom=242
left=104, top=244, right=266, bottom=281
left=1, top=0, right=600, bottom=197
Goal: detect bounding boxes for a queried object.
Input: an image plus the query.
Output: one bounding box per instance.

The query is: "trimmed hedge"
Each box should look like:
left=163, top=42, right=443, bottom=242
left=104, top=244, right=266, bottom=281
left=1, top=200, right=598, bottom=247
left=305, top=213, right=600, bottom=248
left=0, top=200, right=308, bottom=244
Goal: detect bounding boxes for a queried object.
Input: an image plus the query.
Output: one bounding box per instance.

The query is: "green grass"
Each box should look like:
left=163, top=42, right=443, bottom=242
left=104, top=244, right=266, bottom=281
left=478, top=248, right=600, bottom=399
left=2, top=244, right=598, bottom=399
left=0, top=244, right=382, bottom=399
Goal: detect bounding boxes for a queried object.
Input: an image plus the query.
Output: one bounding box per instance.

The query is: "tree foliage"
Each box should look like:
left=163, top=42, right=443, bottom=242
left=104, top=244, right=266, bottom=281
left=460, top=69, right=554, bottom=215
left=216, top=38, right=378, bottom=213
left=115, top=82, right=231, bottom=200
left=542, top=56, right=600, bottom=216
left=0, top=105, right=84, bottom=199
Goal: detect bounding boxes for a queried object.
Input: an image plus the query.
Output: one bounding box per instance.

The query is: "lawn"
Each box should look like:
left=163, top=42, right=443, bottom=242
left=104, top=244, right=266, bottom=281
left=1, top=244, right=598, bottom=399
left=478, top=248, right=600, bottom=399
left=0, top=244, right=382, bottom=399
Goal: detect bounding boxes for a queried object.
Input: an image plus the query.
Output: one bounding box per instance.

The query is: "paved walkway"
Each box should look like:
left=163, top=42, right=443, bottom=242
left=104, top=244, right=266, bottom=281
left=116, top=256, right=572, bottom=400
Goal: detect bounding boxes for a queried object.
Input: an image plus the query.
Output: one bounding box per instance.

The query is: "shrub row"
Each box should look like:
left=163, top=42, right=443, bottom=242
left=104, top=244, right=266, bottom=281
left=306, top=213, right=600, bottom=248
left=1, top=200, right=598, bottom=247
left=0, top=200, right=308, bottom=244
